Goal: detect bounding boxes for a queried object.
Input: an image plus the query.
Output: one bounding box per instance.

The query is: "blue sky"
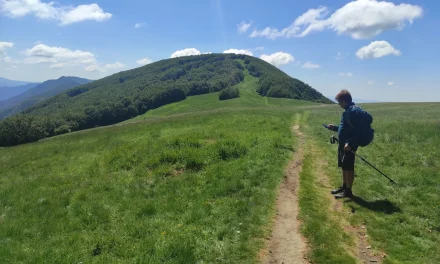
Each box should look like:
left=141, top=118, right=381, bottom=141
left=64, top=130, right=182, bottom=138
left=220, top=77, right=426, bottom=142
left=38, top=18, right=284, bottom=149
left=0, top=0, right=439, bottom=102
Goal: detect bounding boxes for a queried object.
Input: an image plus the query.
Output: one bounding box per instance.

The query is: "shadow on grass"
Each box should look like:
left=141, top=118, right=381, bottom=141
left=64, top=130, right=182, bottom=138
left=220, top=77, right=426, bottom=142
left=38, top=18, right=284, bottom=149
left=345, top=196, right=401, bottom=215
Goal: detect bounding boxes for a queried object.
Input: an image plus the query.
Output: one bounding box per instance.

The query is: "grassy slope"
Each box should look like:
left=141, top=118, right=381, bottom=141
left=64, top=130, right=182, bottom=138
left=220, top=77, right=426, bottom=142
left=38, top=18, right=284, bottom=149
left=0, top=72, right=313, bottom=263
left=1, top=64, right=439, bottom=263
left=303, top=102, right=440, bottom=264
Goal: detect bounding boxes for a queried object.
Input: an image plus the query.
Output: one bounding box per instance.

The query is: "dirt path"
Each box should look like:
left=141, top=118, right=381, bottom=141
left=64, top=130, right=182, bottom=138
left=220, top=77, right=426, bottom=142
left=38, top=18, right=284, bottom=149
left=261, top=124, right=308, bottom=264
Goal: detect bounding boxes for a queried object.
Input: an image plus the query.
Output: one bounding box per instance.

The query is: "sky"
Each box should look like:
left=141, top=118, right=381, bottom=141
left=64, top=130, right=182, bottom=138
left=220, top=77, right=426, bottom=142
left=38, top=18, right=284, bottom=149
left=0, top=0, right=439, bottom=102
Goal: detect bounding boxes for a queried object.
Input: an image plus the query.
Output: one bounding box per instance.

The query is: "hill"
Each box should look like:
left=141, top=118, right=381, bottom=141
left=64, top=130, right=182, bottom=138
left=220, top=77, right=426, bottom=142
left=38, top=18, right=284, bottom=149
left=0, top=54, right=331, bottom=146
left=0, top=83, right=40, bottom=101
left=0, top=76, right=30, bottom=87
left=0, top=76, right=92, bottom=120
left=0, top=78, right=438, bottom=263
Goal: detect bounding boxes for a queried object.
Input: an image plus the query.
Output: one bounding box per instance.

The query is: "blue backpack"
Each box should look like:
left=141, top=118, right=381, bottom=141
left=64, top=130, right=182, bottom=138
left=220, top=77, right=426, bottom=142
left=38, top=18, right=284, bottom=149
left=347, top=106, right=374, bottom=147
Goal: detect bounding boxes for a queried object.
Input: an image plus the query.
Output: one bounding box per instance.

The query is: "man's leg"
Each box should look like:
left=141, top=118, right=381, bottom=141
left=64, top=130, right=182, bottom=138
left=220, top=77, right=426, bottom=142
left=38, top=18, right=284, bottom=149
left=331, top=170, right=347, bottom=194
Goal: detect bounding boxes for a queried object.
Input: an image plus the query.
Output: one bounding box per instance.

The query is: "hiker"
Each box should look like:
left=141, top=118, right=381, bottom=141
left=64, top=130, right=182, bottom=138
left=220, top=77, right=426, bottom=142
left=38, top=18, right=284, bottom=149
left=326, top=89, right=359, bottom=198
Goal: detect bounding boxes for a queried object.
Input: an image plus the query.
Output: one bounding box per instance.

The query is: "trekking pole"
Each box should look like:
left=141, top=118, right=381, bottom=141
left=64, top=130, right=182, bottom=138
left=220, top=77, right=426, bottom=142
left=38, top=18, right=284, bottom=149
left=329, top=135, right=397, bottom=185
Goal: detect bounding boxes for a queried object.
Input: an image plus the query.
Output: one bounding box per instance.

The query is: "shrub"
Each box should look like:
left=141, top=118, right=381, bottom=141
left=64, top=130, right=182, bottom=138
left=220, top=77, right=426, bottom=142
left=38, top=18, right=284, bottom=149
left=219, top=87, right=240, bottom=101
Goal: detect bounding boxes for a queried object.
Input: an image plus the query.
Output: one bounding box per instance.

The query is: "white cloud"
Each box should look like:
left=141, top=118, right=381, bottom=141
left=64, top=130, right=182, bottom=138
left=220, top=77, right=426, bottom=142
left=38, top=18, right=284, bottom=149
left=23, top=44, right=97, bottom=66
left=260, top=52, right=294, bottom=67
left=250, top=0, right=423, bottom=40
left=254, top=47, right=265, bottom=51
left=388, top=81, right=394, bottom=86
left=0, top=1, right=112, bottom=25
left=135, top=22, right=146, bottom=28
left=84, top=64, right=99, bottom=72
left=104, top=61, right=125, bottom=69
left=302, top=61, right=320, bottom=69
left=84, top=62, right=124, bottom=72
left=0, top=41, right=14, bottom=55
left=368, top=81, right=373, bottom=85
left=250, top=6, right=327, bottom=39
left=3, top=56, right=13, bottom=63
left=339, top=72, right=353, bottom=77
left=136, top=58, right=153, bottom=65
left=170, top=48, right=203, bottom=58
left=223, top=49, right=253, bottom=56
left=356, top=41, right=401, bottom=59
left=60, top=4, right=112, bottom=25
left=335, top=51, right=350, bottom=60
left=49, top=63, right=65, bottom=68
left=237, top=21, right=252, bottom=33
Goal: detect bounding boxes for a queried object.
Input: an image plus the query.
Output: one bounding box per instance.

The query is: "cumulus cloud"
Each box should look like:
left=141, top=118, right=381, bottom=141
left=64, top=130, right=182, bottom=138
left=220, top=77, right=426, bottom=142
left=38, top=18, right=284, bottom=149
left=388, top=81, right=394, bottom=86
left=84, top=62, right=125, bottom=72
left=104, top=61, right=124, bottom=69
left=250, top=0, right=422, bottom=39
left=223, top=49, right=253, bottom=56
left=0, top=41, right=14, bottom=55
left=170, top=48, right=205, bottom=58
left=260, top=52, right=294, bottom=67
left=23, top=44, right=97, bottom=66
left=136, top=58, right=153, bottom=65
left=339, top=72, right=353, bottom=77
left=0, top=0, right=112, bottom=25
left=356, top=41, right=401, bottom=59
left=135, top=22, right=146, bottom=28
left=302, top=61, right=320, bottom=69
left=237, top=21, right=252, bottom=33
left=49, top=63, right=65, bottom=68
left=250, top=7, right=328, bottom=39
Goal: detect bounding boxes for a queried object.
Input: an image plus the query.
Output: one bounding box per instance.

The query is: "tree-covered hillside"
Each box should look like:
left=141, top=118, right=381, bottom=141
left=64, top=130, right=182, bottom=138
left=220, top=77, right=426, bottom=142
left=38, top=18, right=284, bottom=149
left=0, top=54, right=331, bottom=146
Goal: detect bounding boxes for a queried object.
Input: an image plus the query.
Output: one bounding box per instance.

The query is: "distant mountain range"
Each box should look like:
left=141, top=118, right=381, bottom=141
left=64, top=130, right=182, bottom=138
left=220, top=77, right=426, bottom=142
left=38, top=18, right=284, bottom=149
left=0, top=83, right=40, bottom=101
left=0, top=76, right=92, bottom=120
left=326, top=96, right=380, bottom=104
left=0, top=77, right=30, bottom=87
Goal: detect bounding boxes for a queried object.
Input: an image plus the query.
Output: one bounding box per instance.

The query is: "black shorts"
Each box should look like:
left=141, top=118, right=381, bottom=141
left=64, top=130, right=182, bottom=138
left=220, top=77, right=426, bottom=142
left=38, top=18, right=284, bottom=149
left=338, top=144, right=358, bottom=171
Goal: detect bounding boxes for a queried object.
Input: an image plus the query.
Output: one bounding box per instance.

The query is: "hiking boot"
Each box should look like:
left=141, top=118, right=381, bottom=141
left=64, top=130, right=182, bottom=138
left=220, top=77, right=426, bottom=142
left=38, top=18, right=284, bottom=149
left=331, top=186, right=346, bottom=195
left=334, top=189, right=353, bottom=199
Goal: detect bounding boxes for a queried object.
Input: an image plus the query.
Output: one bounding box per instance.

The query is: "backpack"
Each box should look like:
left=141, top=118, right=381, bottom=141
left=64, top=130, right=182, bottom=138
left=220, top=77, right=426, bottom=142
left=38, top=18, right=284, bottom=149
left=347, top=105, right=374, bottom=147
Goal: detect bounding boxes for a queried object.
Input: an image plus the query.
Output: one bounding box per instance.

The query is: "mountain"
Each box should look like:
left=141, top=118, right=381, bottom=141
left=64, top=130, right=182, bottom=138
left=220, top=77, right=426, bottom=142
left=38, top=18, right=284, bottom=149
left=0, top=76, right=92, bottom=120
left=0, top=54, right=331, bottom=146
left=0, top=83, right=40, bottom=101
left=326, top=96, right=380, bottom=104
left=0, top=77, right=30, bottom=87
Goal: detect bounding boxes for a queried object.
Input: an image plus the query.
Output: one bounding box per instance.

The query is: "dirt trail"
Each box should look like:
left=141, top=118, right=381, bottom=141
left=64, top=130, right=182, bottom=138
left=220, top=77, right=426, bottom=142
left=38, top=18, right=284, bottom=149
left=261, top=124, right=308, bottom=264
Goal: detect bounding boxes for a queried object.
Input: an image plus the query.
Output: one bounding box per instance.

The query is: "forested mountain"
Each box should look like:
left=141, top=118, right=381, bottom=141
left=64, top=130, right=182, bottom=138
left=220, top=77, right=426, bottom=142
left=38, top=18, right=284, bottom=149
left=0, top=54, right=331, bottom=146
left=0, top=76, right=91, bottom=120
left=0, top=83, right=39, bottom=101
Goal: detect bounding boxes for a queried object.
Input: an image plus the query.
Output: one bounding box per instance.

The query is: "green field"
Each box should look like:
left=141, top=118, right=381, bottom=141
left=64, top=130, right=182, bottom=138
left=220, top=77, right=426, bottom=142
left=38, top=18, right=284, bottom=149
left=1, top=75, right=439, bottom=263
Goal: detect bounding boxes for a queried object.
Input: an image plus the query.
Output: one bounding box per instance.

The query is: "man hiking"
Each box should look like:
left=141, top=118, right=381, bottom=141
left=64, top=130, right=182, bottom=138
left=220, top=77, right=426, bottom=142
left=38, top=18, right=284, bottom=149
left=326, top=89, right=359, bottom=198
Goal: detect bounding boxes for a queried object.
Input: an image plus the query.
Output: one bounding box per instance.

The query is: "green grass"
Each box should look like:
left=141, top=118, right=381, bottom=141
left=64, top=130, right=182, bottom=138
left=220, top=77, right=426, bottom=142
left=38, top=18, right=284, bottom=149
left=304, top=103, right=440, bottom=264
left=125, top=70, right=315, bottom=123
left=297, top=112, right=357, bottom=264
left=1, top=68, right=440, bottom=263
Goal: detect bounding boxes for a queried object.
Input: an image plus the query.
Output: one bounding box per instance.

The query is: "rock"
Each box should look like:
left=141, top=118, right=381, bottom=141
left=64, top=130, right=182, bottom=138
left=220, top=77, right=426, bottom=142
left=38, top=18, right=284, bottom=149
left=366, top=246, right=371, bottom=249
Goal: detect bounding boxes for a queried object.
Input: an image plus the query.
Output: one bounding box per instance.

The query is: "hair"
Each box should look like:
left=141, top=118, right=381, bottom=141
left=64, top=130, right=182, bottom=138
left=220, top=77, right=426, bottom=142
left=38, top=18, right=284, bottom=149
left=335, top=89, right=352, bottom=103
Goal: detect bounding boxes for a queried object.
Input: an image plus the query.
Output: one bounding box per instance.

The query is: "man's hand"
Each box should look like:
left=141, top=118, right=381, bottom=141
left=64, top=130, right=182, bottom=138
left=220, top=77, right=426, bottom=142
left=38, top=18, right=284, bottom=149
left=327, top=124, right=335, bottom=130
left=344, top=143, right=352, bottom=152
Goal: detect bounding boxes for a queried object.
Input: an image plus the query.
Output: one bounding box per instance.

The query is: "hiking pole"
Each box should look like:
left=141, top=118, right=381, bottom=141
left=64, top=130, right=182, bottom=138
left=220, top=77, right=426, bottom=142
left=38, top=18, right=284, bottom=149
left=329, top=135, right=397, bottom=185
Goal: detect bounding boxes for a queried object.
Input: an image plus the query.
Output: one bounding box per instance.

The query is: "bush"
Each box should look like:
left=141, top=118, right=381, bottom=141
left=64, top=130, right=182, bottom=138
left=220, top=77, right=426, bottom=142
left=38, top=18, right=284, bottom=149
left=54, top=124, right=71, bottom=135
left=218, top=87, right=240, bottom=101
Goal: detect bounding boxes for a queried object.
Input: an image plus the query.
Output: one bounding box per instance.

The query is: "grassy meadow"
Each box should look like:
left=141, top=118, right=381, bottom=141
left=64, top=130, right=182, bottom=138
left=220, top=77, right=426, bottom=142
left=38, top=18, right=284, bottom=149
left=1, top=71, right=439, bottom=264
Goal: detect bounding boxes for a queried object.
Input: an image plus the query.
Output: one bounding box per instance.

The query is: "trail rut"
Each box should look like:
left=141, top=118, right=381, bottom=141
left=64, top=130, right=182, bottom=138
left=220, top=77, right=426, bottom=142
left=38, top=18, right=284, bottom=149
left=261, top=124, right=308, bottom=264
